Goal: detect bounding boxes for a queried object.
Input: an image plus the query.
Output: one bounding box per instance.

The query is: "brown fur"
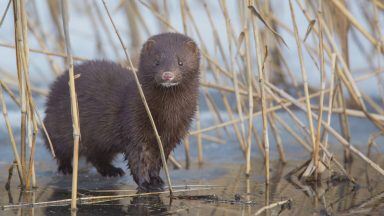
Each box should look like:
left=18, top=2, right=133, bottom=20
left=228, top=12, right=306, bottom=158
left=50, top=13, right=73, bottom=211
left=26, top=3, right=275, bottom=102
left=43, top=33, right=200, bottom=191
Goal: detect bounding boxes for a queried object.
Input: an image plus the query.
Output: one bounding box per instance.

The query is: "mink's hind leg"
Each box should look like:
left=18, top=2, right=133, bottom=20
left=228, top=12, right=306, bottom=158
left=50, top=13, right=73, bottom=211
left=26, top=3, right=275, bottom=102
left=87, top=152, right=125, bottom=177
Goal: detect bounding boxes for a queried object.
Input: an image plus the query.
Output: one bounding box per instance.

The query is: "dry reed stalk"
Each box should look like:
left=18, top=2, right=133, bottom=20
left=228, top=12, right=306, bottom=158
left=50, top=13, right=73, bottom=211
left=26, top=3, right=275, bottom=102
left=297, top=0, right=384, bottom=131
left=322, top=54, right=337, bottom=148
left=17, top=0, right=39, bottom=190
left=265, top=83, right=355, bottom=181
left=185, top=2, right=248, bottom=153
left=2, top=187, right=214, bottom=210
left=248, top=1, right=271, bottom=182
left=221, top=0, right=247, bottom=147
left=311, top=106, right=384, bottom=122
left=27, top=20, right=61, bottom=76
left=201, top=134, right=225, bottom=144
left=200, top=81, right=256, bottom=98
left=205, top=92, right=231, bottom=137
left=0, top=80, right=20, bottom=106
left=252, top=126, right=266, bottom=158
left=180, top=0, right=187, bottom=34
left=184, top=2, right=247, bottom=153
left=274, top=115, right=312, bottom=151
left=268, top=113, right=286, bottom=163
left=254, top=199, right=292, bottom=216
left=289, top=0, right=316, bottom=150
left=12, top=0, right=28, bottom=187
left=265, top=81, right=384, bottom=176
left=0, top=86, right=23, bottom=185
left=243, top=25, right=253, bottom=176
left=25, top=98, right=38, bottom=190
left=101, top=0, right=173, bottom=195
left=329, top=0, right=383, bottom=52
left=189, top=87, right=330, bottom=136
left=0, top=0, right=11, bottom=27
left=209, top=62, right=249, bottom=153
left=222, top=95, right=246, bottom=153
left=60, top=0, right=81, bottom=210
left=0, top=79, right=56, bottom=158
left=168, top=155, right=182, bottom=169
left=334, top=66, right=353, bottom=161
left=265, top=87, right=312, bottom=145
left=196, top=109, right=203, bottom=164
left=203, top=2, right=230, bottom=70
left=362, top=93, right=384, bottom=115
left=190, top=63, right=376, bottom=137
left=313, top=12, right=326, bottom=177
left=1, top=76, right=48, bottom=96
left=92, top=2, right=122, bottom=60
left=183, top=137, right=190, bottom=169
left=0, top=42, right=88, bottom=61
left=202, top=92, right=224, bottom=138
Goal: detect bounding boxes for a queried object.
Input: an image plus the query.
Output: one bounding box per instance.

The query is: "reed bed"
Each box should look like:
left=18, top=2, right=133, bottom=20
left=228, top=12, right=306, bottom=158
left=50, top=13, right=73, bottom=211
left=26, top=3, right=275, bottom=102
left=0, top=0, right=383, bottom=213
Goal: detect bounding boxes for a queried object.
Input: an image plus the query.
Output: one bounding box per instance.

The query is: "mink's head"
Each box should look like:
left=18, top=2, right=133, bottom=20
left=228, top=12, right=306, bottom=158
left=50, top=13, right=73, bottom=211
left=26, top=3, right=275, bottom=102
left=138, top=33, right=200, bottom=89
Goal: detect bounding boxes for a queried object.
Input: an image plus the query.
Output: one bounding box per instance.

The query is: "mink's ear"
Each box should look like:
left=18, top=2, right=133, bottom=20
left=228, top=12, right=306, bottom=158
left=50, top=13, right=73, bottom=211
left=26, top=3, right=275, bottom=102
left=143, top=39, right=156, bottom=53
left=185, top=40, right=198, bottom=54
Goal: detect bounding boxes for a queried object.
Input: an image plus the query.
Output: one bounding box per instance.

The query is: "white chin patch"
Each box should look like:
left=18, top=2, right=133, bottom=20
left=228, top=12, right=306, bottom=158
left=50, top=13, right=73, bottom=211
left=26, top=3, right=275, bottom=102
left=161, top=82, right=179, bottom=88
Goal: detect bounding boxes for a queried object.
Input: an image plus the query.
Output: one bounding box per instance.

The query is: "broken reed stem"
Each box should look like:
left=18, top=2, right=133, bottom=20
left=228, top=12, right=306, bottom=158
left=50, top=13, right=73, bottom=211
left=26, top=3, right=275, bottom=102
left=60, top=0, right=81, bottom=210
left=249, top=2, right=269, bottom=182
left=289, top=0, right=316, bottom=150
left=101, top=0, right=173, bottom=195
left=0, top=86, right=23, bottom=185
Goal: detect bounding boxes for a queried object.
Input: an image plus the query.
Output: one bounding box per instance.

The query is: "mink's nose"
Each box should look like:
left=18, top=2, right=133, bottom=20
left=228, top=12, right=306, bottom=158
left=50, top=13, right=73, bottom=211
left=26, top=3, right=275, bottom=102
left=161, top=72, right=175, bottom=81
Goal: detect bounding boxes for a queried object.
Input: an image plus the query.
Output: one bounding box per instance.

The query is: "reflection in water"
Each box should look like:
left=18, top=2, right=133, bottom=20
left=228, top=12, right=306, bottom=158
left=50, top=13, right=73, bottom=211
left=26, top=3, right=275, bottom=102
left=43, top=189, right=168, bottom=216
left=126, top=195, right=168, bottom=215
left=1, top=158, right=384, bottom=215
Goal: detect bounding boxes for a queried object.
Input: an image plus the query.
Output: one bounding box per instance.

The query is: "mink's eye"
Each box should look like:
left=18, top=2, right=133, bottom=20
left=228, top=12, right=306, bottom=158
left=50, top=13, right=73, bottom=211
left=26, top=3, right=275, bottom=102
left=178, top=59, right=183, bottom=66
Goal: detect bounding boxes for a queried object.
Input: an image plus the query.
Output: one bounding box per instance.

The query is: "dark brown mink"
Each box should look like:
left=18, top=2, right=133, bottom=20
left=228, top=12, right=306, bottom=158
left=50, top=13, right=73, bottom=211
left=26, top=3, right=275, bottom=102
left=43, top=32, right=200, bottom=191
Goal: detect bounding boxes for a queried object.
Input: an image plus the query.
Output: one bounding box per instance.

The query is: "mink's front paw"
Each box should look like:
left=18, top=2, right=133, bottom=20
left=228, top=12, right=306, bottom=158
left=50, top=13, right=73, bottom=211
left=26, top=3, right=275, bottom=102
left=150, top=176, right=165, bottom=189
left=138, top=179, right=165, bottom=193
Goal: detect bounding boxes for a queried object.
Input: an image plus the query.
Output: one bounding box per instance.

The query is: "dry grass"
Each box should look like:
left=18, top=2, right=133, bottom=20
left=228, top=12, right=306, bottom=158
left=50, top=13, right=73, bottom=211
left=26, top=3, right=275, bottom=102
left=0, top=0, right=383, bottom=211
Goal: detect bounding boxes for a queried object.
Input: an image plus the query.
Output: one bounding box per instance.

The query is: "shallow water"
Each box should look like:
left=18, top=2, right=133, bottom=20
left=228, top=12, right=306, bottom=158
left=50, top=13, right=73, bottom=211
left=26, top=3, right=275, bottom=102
left=1, top=150, right=384, bottom=215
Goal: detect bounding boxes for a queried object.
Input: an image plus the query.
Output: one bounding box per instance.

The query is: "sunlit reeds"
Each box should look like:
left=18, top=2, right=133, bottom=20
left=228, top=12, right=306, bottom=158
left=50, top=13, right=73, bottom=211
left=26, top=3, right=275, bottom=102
left=0, top=0, right=383, bottom=212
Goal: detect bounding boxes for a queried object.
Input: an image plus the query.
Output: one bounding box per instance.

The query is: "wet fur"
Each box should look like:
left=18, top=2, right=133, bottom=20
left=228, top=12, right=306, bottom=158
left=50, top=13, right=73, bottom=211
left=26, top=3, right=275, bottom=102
left=43, top=33, right=200, bottom=191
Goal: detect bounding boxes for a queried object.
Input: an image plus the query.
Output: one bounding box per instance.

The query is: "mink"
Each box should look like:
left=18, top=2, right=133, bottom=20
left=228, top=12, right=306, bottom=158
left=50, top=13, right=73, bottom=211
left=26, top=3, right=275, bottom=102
left=43, top=32, right=200, bottom=191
